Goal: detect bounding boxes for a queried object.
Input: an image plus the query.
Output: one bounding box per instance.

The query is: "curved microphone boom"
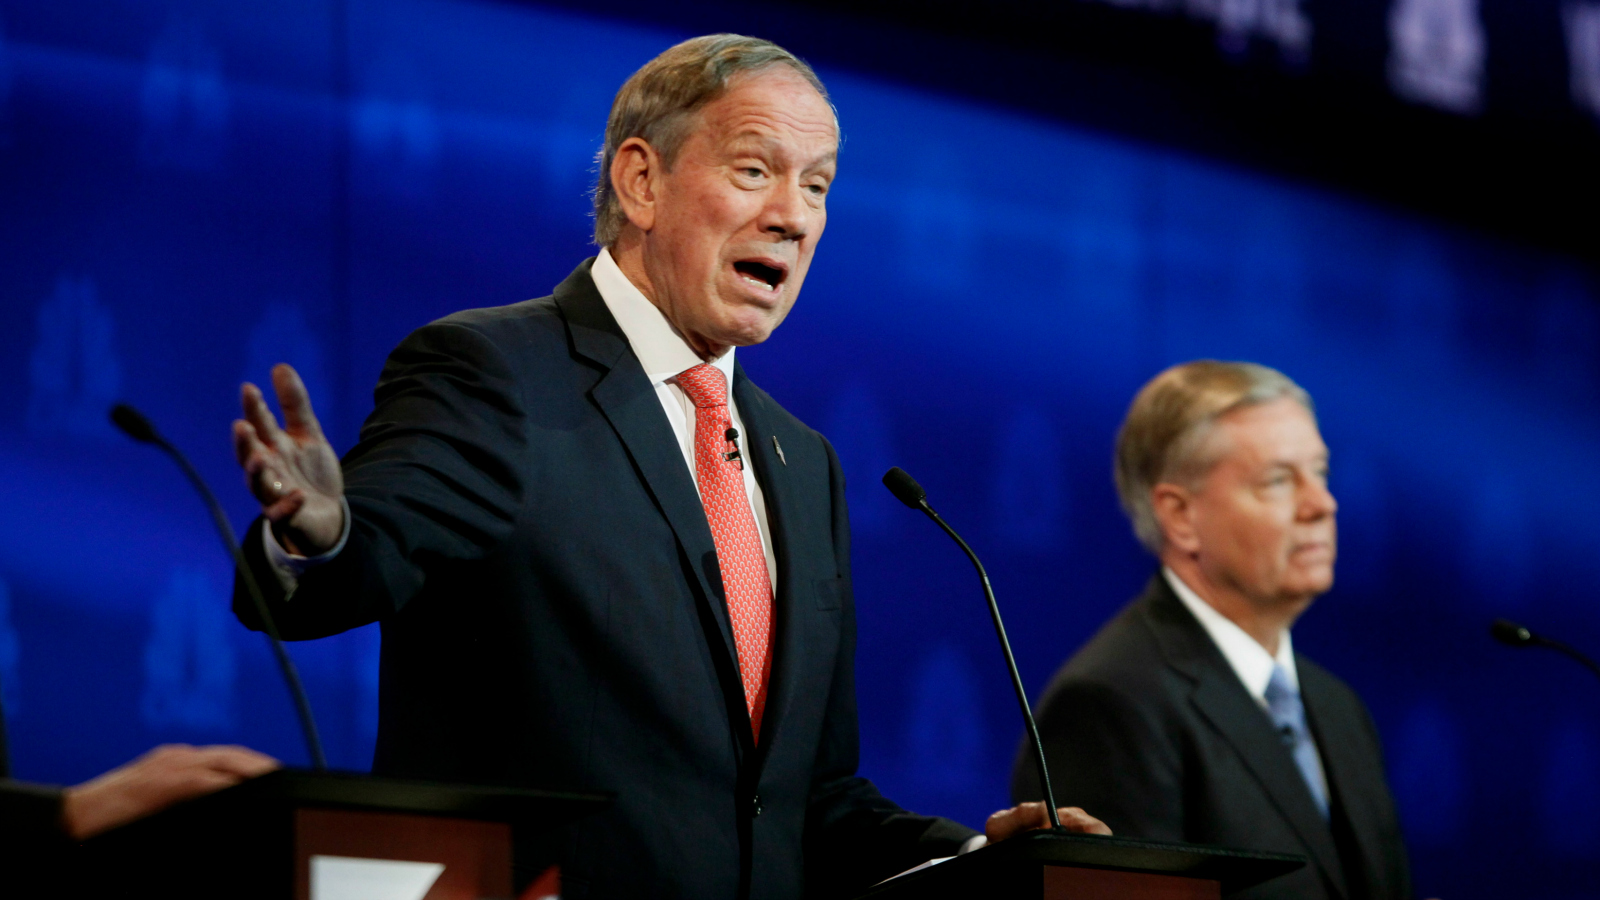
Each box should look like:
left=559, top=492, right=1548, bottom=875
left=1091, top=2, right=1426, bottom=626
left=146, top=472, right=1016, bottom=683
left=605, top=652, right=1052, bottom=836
left=883, top=466, right=1065, bottom=831
left=1491, top=618, right=1600, bottom=683
left=111, top=404, right=327, bottom=770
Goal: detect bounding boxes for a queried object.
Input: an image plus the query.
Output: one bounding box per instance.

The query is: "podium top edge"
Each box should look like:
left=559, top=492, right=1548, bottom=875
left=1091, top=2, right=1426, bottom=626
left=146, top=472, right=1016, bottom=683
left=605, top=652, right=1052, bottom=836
left=999, top=829, right=1306, bottom=864
left=855, top=830, right=1306, bottom=898
left=183, top=768, right=613, bottom=824
left=271, top=768, right=611, bottom=802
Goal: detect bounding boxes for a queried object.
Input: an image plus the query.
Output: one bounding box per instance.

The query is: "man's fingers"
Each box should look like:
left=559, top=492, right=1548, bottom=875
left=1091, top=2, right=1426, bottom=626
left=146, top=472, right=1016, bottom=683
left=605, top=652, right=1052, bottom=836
left=189, top=745, right=282, bottom=779
left=985, top=802, right=1111, bottom=842
left=236, top=423, right=293, bottom=508
left=984, top=801, right=1047, bottom=842
left=241, top=382, right=285, bottom=447
left=262, top=490, right=306, bottom=524
left=61, top=742, right=281, bottom=841
left=273, top=364, right=324, bottom=441
left=232, top=419, right=260, bottom=468
left=1011, top=801, right=1049, bottom=829
left=1057, top=807, right=1112, bottom=836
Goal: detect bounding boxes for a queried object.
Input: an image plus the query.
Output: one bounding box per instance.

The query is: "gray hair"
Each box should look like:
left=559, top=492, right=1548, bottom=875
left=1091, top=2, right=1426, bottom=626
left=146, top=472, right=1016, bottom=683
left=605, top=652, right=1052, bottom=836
left=591, top=34, right=830, bottom=246
left=1113, top=360, right=1315, bottom=554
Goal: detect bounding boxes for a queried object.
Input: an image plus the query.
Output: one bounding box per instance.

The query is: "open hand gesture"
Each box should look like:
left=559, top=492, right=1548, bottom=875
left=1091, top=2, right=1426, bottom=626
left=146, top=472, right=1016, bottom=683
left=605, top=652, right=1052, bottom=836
left=232, top=363, right=344, bottom=556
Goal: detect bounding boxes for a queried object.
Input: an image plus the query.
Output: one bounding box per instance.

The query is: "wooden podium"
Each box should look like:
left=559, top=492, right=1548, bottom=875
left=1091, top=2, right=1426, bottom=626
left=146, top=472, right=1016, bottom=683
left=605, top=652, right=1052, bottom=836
left=78, top=768, right=610, bottom=899
left=854, top=830, right=1305, bottom=900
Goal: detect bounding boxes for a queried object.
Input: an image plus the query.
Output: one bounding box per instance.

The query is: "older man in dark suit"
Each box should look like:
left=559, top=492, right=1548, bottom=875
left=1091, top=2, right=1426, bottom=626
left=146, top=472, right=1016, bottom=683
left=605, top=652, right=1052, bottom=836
left=1012, top=361, right=1412, bottom=900
left=230, top=34, right=1102, bottom=900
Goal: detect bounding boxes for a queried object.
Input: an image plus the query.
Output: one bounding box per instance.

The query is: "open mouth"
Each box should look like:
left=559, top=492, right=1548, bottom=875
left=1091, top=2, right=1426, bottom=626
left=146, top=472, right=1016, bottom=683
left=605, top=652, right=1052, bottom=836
left=733, top=259, right=787, bottom=293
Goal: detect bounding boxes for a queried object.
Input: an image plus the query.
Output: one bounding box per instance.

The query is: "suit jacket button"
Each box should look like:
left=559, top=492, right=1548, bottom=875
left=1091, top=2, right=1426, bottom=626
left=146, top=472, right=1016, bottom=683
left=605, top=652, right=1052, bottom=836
left=751, top=794, right=763, bottom=818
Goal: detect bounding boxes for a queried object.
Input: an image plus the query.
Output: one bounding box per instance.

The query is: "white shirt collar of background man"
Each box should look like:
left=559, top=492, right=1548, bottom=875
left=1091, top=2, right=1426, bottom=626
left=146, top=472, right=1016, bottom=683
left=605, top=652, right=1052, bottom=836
left=1162, top=567, right=1300, bottom=709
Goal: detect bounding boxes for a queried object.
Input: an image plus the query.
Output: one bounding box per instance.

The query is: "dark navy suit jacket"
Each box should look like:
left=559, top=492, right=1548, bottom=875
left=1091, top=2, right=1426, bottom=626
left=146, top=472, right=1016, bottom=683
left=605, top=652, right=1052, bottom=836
left=1011, top=576, right=1411, bottom=900
left=235, top=260, right=973, bottom=900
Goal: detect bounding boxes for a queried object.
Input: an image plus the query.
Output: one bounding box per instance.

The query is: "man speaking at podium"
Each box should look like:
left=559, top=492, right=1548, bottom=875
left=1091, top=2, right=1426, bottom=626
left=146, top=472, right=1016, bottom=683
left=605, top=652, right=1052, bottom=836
left=228, top=35, right=1104, bottom=899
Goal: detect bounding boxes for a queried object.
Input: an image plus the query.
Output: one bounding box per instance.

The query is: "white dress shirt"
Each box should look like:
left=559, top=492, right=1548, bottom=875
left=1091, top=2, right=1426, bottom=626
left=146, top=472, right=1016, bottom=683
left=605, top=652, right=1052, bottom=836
left=587, top=247, right=776, bottom=590
left=266, top=247, right=777, bottom=595
left=1162, top=567, right=1329, bottom=802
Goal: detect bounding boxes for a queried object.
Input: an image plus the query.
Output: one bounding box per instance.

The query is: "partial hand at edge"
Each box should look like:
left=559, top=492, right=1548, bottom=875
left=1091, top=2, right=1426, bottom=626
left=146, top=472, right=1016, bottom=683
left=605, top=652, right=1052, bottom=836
left=984, top=801, right=1112, bottom=844
left=233, top=363, right=345, bottom=556
left=60, top=744, right=280, bottom=840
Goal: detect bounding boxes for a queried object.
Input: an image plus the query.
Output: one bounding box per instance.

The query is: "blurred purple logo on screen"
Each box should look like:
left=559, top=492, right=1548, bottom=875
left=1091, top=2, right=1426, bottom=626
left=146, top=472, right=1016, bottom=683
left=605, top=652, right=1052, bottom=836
left=1565, top=3, right=1600, bottom=120
left=27, top=275, right=122, bottom=441
left=140, top=14, right=230, bottom=171
left=1388, top=0, right=1486, bottom=114
left=140, top=567, right=237, bottom=733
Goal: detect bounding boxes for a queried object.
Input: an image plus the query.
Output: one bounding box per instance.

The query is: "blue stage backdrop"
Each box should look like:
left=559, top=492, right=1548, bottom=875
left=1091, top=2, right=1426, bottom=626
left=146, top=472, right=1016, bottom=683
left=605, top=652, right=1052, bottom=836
left=1, top=2, right=1597, bottom=896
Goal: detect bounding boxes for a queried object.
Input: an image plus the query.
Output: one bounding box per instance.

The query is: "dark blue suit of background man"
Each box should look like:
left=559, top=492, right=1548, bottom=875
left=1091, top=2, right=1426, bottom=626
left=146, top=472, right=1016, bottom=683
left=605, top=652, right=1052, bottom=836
left=1013, top=362, right=1411, bottom=900
left=230, top=34, right=1106, bottom=900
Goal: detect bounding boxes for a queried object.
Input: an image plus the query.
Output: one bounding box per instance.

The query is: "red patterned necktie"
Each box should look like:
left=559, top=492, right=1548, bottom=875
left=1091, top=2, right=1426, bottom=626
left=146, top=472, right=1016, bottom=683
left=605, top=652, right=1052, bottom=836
left=676, top=363, right=774, bottom=742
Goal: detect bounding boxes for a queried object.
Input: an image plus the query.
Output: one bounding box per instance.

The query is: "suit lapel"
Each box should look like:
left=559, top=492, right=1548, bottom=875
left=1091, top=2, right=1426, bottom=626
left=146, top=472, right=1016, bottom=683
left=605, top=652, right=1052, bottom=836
left=1300, top=662, right=1378, bottom=895
left=732, top=368, right=806, bottom=755
left=553, top=263, right=740, bottom=675
left=1142, top=580, right=1349, bottom=900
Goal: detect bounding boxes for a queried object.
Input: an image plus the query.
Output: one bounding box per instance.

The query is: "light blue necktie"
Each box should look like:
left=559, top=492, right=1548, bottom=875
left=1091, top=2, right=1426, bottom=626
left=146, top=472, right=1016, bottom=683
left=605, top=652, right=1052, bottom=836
left=1264, top=663, right=1330, bottom=819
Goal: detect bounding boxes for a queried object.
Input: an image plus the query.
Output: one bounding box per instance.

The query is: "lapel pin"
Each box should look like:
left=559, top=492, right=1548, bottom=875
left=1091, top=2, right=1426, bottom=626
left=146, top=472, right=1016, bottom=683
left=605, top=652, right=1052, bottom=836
left=772, top=435, right=787, bottom=466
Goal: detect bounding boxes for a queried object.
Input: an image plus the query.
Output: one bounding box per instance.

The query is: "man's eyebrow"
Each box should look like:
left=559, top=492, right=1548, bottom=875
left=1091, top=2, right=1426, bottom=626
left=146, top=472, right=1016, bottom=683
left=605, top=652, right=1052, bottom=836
left=727, top=132, right=782, bottom=153
left=726, top=134, right=838, bottom=173
left=1261, top=453, right=1328, bottom=473
left=805, top=151, right=839, bottom=175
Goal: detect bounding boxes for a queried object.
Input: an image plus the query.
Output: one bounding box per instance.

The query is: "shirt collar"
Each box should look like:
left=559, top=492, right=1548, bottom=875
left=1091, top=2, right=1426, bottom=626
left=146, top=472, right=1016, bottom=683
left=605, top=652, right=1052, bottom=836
left=590, top=247, right=737, bottom=395
left=1162, top=567, right=1298, bottom=703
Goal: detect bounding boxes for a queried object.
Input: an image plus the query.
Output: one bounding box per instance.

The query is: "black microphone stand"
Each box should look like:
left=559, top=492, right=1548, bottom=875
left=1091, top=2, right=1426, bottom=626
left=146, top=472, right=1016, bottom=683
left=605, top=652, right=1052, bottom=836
left=1492, top=618, right=1600, bottom=684
left=111, top=405, right=327, bottom=770
left=883, top=467, right=1064, bottom=832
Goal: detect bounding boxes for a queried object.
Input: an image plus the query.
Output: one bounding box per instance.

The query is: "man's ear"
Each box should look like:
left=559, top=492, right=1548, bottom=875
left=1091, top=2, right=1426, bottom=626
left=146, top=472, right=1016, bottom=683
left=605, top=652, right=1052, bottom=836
left=611, top=137, right=660, bottom=233
left=1151, top=483, right=1201, bottom=555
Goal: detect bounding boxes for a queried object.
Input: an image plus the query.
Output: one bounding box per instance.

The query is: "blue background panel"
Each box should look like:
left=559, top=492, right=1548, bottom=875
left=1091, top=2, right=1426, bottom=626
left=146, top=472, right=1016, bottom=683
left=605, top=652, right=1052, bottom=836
left=0, top=2, right=1596, bottom=896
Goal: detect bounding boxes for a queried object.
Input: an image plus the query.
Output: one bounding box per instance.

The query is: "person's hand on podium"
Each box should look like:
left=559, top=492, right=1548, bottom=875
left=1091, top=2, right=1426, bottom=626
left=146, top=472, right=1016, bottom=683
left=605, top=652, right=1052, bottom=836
left=984, top=801, right=1111, bottom=843
left=233, top=363, right=345, bottom=556
left=59, top=744, right=280, bottom=840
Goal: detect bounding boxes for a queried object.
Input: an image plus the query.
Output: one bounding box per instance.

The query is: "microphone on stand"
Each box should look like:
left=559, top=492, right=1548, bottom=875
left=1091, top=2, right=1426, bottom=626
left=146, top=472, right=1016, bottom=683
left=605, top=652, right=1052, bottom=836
left=1491, top=618, right=1600, bottom=683
left=110, top=404, right=327, bottom=770
left=882, top=466, right=1065, bottom=831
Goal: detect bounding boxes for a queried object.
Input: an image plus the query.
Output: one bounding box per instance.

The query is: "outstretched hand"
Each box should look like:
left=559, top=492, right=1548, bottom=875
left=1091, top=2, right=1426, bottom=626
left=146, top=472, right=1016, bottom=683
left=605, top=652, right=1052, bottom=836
left=984, top=801, right=1112, bottom=844
left=60, top=744, right=280, bottom=840
left=232, top=363, right=344, bottom=556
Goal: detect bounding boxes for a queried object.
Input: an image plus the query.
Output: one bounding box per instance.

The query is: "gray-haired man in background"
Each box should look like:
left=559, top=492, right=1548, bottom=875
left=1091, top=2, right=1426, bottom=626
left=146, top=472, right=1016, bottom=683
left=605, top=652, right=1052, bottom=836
left=1012, top=361, right=1412, bottom=900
